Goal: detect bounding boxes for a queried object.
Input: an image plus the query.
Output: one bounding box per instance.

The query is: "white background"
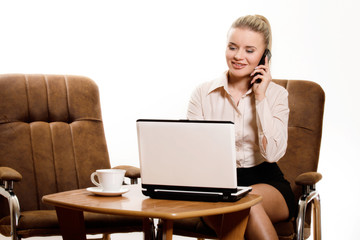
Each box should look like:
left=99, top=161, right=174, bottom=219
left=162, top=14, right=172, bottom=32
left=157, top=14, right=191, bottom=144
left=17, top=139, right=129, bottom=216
left=1, top=0, right=359, bottom=239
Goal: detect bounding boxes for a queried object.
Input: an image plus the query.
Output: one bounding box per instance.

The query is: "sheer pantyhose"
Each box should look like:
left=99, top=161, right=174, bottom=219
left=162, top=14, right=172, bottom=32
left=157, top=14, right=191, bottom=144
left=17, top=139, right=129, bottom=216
left=203, top=183, right=289, bottom=240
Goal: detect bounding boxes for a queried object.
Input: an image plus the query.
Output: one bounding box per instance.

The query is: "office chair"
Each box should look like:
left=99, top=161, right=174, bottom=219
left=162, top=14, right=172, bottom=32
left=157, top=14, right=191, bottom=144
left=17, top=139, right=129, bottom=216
left=0, top=74, right=147, bottom=240
left=168, top=79, right=324, bottom=240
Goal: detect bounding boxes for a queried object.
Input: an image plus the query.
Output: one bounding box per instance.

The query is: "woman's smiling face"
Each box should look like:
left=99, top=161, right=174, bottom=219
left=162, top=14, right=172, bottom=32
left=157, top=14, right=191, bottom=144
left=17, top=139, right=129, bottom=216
left=225, top=27, right=266, bottom=81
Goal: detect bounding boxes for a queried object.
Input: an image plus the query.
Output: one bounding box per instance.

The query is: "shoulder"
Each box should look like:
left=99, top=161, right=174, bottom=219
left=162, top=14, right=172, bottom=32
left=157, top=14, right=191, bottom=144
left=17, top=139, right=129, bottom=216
left=192, top=74, right=226, bottom=96
left=267, top=81, right=288, bottom=97
left=264, top=82, right=289, bottom=107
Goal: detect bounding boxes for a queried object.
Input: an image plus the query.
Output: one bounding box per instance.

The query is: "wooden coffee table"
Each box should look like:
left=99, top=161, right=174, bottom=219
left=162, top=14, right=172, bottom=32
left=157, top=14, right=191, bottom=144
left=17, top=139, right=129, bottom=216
left=42, top=184, right=261, bottom=240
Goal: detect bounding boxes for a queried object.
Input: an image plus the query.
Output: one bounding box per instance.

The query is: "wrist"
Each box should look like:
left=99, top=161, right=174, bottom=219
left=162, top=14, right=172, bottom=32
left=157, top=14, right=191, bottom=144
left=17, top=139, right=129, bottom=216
left=255, top=93, right=265, bottom=101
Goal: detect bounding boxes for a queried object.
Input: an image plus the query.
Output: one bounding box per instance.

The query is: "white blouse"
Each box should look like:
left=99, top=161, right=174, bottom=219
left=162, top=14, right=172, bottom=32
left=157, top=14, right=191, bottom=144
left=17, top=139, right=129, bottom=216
left=187, top=72, right=289, bottom=168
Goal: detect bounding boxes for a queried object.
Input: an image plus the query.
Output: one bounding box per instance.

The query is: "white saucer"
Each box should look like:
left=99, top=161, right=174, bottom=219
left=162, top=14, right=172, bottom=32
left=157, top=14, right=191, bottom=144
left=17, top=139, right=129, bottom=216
left=86, top=187, right=129, bottom=196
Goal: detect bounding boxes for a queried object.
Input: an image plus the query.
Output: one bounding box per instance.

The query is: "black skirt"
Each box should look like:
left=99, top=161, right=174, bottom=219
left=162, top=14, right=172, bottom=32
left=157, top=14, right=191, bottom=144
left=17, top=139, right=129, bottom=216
left=237, top=162, right=296, bottom=220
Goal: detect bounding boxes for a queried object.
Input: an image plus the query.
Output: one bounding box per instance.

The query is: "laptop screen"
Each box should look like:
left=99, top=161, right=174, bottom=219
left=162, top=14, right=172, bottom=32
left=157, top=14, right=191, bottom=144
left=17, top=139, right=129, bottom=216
left=136, top=119, right=237, bottom=190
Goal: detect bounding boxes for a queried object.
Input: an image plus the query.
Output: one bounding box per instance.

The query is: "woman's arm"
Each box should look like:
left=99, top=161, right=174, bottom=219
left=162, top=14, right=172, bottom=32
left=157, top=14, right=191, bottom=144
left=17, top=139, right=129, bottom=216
left=187, top=86, right=205, bottom=120
left=256, top=88, right=289, bottom=162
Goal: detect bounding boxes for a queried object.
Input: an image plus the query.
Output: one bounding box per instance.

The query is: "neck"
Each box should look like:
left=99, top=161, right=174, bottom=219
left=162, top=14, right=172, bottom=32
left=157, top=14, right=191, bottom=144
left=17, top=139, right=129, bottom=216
left=227, top=71, right=251, bottom=92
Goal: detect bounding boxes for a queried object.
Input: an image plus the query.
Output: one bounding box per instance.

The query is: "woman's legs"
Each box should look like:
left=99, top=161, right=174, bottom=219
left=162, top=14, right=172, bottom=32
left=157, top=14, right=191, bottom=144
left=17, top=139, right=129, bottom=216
left=245, top=183, right=289, bottom=240
left=203, top=183, right=289, bottom=240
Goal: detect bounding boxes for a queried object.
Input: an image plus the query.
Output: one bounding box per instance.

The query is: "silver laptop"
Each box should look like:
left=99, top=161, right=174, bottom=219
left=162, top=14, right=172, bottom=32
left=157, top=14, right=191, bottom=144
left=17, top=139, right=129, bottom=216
left=136, top=119, right=252, bottom=202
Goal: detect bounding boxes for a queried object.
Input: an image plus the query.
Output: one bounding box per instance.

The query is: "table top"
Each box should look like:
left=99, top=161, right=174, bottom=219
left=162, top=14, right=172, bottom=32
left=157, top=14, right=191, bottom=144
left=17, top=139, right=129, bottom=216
left=42, top=184, right=262, bottom=220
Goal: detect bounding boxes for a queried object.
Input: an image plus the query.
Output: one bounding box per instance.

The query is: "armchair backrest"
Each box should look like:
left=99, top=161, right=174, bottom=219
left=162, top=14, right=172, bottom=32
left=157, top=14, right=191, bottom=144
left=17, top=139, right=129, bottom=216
left=0, top=74, right=111, bottom=218
left=273, top=80, right=325, bottom=200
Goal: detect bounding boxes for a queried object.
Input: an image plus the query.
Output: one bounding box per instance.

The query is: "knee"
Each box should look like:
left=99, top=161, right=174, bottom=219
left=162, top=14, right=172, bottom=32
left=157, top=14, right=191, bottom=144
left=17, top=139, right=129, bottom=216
left=249, top=202, right=265, bottom=217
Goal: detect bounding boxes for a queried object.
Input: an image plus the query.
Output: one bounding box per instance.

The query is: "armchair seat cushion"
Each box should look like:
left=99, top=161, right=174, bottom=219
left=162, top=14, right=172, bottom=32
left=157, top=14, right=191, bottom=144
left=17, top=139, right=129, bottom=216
left=274, top=221, right=295, bottom=239
left=274, top=220, right=311, bottom=240
left=172, top=217, right=309, bottom=240
left=0, top=210, right=143, bottom=238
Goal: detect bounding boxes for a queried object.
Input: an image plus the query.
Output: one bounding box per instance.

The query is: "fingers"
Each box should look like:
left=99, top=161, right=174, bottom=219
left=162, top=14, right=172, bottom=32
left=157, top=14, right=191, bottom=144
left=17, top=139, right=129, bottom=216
left=250, top=56, right=271, bottom=85
left=250, top=68, right=265, bottom=85
left=251, top=55, right=269, bottom=76
left=250, top=67, right=267, bottom=77
left=252, top=74, right=264, bottom=84
left=250, top=68, right=271, bottom=85
left=265, top=55, right=269, bottom=67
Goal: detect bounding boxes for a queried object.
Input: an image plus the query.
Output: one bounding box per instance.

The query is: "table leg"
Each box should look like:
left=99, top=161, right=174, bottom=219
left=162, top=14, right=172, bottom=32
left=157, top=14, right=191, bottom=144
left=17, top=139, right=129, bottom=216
left=161, top=219, right=173, bottom=240
left=219, top=208, right=250, bottom=240
left=143, top=218, right=155, bottom=240
left=55, top=206, right=87, bottom=240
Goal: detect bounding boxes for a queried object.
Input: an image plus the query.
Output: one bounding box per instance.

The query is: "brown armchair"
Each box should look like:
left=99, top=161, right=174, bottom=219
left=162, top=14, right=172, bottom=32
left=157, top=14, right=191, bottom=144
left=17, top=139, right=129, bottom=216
left=168, top=79, right=325, bottom=240
left=0, top=74, right=145, bottom=240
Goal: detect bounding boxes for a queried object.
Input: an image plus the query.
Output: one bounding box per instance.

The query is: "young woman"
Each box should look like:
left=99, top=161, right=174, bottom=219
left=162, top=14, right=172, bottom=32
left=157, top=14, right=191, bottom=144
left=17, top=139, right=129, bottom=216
left=187, top=15, right=296, bottom=240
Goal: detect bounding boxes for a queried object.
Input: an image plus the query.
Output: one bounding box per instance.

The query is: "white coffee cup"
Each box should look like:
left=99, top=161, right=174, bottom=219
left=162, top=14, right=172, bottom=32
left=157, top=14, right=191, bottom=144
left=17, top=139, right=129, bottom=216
left=90, top=169, right=126, bottom=192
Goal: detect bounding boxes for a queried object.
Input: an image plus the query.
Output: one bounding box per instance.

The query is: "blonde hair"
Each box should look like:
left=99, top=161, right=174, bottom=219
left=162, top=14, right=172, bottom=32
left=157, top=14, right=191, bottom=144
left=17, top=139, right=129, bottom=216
left=230, top=14, right=272, bottom=51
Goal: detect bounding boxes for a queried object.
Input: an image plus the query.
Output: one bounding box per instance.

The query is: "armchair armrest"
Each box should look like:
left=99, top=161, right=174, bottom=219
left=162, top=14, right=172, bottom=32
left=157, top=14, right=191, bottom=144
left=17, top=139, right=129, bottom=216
left=295, top=172, right=322, bottom=240
left=112, top=165, right=140, bottom=184
left=0, top=167, right=22, bottom=182
left=0, top=167, right=22, bottom=192
left=0, top=168, right=21, bottom=239
left=295, top=172, right=322, bottom=186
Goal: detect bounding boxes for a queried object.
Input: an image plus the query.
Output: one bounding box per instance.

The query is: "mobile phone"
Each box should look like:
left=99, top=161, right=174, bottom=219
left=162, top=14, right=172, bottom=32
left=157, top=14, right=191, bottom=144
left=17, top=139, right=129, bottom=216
left=254, top=49, right=272, bottom=83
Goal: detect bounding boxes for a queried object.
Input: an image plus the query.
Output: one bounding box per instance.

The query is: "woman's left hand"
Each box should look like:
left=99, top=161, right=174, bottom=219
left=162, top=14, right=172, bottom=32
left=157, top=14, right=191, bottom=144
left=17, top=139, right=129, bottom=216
left=250, top=56, right=272, bottom=101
